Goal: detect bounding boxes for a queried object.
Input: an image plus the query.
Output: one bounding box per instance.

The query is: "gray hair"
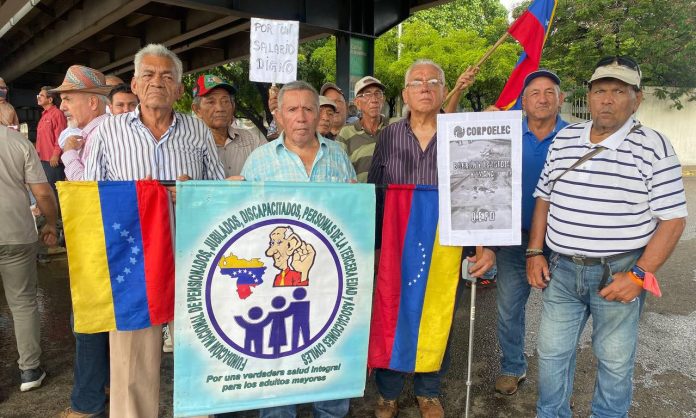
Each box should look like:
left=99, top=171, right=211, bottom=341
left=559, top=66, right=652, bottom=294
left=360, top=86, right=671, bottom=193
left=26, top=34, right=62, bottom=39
left=404, top=59, right=446, bottom=87
left=134, top=44, right=183, bottom=82
left=277, top=80, right=319, bottom=112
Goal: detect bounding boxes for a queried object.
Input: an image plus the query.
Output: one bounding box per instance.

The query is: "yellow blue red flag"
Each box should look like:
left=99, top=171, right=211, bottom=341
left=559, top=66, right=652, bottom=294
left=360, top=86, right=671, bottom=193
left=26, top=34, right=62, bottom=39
left=368, top=185, right=463, bottom=372
left=57, top=181, right=175, bottom=333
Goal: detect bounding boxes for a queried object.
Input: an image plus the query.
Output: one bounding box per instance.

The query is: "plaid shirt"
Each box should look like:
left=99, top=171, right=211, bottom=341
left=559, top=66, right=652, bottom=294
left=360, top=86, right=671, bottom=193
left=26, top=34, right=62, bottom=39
left=241, top=133, right=356, bottom=182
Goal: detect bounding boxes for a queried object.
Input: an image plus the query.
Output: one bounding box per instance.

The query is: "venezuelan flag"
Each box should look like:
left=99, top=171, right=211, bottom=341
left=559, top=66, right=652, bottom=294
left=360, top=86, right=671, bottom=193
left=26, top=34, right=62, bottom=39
left=368, top=185, right=462, bottom=372
left=57, top=181, right=175, bottom=334
left=495, top=0, right=558, bottom=110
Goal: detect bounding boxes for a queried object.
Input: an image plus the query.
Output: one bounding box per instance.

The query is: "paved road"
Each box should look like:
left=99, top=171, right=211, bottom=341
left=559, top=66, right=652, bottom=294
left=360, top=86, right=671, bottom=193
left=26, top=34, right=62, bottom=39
left=2, top=178, right=695, bottom=418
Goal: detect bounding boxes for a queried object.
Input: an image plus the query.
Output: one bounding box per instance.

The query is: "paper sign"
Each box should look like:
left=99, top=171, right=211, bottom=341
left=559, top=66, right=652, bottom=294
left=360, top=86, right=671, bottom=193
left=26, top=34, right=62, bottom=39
left=249, top=18, right=299, bottom=84
left=436, top=111, right=523, bottom=246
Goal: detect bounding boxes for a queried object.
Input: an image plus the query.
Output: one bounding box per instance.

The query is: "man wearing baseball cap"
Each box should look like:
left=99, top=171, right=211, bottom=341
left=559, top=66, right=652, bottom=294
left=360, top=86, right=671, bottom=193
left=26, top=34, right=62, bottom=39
left=192, top=74, right=266, bottom=177
left=493, top=69, right=568, bottom=396
left=528, top=57, right=687, bottom=417
left=319, top=82, right=347, bottom=137
left=317, top=95, right=338, bottom=139
left=337, top=76, right=388, bottom=182
left=50, top=65, right=112, bottom=418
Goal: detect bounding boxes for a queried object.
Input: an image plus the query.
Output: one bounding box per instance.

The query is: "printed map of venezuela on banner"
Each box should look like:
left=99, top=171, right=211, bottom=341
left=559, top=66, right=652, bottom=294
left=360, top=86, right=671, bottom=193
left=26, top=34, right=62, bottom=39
left=174, top=181, right=375, bottom=416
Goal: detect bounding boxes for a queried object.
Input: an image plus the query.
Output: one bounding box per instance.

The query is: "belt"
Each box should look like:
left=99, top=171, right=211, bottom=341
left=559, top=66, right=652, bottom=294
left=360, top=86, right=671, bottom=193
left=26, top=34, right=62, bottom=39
left=559, top=252, right=635, bottom=266
left=558, top=250, right=643, bottom=290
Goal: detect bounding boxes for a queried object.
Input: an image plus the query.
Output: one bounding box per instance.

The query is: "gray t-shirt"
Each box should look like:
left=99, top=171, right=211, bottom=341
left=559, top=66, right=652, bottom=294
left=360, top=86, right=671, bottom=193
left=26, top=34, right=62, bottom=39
left=0, top=126, right=47, bottom=244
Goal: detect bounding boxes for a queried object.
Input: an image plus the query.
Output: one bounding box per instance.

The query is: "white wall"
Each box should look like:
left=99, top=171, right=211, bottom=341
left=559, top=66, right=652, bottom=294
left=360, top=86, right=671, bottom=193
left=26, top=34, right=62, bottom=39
left=561, top=87, right=696, bottom=165
left=635, top=87, right=696, bottom=166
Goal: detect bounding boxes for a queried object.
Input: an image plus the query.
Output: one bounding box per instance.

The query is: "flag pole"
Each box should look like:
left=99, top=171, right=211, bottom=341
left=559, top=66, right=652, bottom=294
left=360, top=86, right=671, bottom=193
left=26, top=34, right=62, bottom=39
left=443, top=32, right=510, bottom=106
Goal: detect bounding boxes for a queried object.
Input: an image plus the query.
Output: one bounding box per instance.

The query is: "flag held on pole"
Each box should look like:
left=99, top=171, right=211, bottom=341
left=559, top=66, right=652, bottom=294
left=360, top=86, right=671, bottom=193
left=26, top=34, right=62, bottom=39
left=495, top=0, right=558, bottom=110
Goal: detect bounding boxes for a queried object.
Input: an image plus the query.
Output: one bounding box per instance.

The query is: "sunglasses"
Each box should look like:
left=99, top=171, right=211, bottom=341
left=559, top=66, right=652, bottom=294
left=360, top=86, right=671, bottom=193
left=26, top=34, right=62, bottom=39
left=595, top=56, right=641, bottom=74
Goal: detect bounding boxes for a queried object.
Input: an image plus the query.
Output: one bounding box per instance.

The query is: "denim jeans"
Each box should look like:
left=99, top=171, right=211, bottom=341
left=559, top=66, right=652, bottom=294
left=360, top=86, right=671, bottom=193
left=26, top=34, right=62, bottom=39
left=536, top=250, right=644, bottom=418
left=496, top=232, right=548, bottom=377
left=375, top=279, right=463, bottom=399
left=259, top=399, right=350, bottom=418
left=71, top=314, right=109, bottom=414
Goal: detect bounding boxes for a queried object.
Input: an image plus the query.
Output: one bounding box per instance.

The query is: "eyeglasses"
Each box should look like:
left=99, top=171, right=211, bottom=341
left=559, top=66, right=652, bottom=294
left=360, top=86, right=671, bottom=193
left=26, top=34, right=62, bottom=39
left=0, top=86, right=7, bottom=90
left=405, top=79, right=443, bottom=89
left=595, top=56, right=641, bottom=73
left=356, top=91, right=384, bottom=100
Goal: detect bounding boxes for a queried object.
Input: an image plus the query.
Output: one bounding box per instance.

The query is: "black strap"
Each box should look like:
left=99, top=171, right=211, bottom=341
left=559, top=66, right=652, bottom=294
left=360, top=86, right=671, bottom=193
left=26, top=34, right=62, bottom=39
left=549, top=122, right=643, bottom=193
left=549, top=146, right=605, bottom=192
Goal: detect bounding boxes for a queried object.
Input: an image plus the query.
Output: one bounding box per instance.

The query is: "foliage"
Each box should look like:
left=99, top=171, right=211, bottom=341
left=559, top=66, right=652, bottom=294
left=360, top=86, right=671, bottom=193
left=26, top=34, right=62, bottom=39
left=535, top=0, right=696, bottom=108
left=409, top=0, right=508, bottom=36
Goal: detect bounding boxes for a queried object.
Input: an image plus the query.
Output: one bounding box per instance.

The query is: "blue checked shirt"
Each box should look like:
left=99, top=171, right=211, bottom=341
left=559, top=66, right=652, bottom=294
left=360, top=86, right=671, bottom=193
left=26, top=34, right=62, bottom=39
left=241, top=133, right=356, bottom=182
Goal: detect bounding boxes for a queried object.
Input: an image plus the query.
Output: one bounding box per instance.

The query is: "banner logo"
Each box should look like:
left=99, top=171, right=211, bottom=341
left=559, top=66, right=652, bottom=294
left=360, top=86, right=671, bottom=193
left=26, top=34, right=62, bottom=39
left=206, top=219, right=343, bottom=360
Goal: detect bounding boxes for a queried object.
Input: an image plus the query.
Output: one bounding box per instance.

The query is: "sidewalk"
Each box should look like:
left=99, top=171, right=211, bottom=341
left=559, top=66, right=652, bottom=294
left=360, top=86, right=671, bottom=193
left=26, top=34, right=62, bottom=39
left=2, top=179, right=695, bottom=417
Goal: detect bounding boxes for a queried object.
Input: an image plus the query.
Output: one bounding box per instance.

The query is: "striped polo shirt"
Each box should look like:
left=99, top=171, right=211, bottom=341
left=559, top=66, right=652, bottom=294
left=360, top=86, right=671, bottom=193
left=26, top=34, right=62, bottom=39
left=534, top=117, right=687, bottom=257
left=336, top=115, right=388, bottom=183
left=85, top=106, right=225, bottom=181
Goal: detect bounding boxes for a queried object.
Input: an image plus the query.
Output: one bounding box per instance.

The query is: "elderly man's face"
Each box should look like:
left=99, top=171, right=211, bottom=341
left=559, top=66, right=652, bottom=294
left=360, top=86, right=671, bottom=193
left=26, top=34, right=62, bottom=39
left=356, top=86, right=384, bottom=119
left=402, top=64, right=445, bottom=115
left=588, top=78, right=642, bottom=134
left=522, top=77, right=563, bottom=123
left=131, top=55, right=183, bottom=110
left=110, top=92, right=138, bottom=115
left=266, top=227, right=297, bottom=270
left=322, top=88, right=346, bottom=130
left=60, top=92, right=97, bottom=129
left=278, top=89, right=319, bottom=146
left=318, top=105, right=335, bottom=136
left=193, top=88, right=234, bottom=130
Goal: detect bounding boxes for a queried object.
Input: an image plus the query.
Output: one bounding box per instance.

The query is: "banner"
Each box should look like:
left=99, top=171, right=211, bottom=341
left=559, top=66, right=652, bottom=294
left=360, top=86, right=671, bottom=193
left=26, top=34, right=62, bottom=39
left=368, top=185, right=462, bottom=373
left=249, top=18, right=299, bottom=84
left=57, top=181, right=174, bottom=334
left=436, top=111, right=523, bottom=246
left=174, top=181, right=375, bottom=417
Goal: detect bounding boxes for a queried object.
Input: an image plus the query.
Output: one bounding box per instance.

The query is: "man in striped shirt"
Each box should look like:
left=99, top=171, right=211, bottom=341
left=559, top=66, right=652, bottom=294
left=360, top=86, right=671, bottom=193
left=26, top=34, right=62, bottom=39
left=85, top=44, right=224, bottom=418
left=527, top=57, right=687, bottom=418
left=368, top=59, right=495, bottom=418
left=337, top=76, right=388, bottom=182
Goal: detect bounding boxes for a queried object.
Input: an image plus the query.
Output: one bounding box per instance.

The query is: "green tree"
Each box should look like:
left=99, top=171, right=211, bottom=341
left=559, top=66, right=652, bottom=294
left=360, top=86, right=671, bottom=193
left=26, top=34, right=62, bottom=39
left=536, top=0, right=696, bottom=108
left=174, top=37, right=332, bottom=134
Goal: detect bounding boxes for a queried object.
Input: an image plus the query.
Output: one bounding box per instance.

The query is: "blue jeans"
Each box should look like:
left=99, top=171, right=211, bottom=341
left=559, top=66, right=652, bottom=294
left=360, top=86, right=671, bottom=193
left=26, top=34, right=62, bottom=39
left=375, top=279, right=463, bottom=399
left=71, top=314, right=109, bottom=414
left=496, top=233, right=548, bottom=377
left=259, top=399, right=350, bottom=417
left=536, top=250, right=644, bottom=418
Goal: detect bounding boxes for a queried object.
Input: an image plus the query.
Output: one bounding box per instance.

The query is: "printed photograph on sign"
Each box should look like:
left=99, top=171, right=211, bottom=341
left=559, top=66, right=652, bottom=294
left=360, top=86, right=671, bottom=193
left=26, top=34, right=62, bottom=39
left=449, top=137, right=512, bottom=230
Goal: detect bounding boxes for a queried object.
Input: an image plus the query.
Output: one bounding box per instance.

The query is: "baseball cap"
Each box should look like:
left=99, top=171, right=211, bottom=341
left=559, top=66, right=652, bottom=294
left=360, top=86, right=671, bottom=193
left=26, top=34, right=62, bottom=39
left=319, top=96, right=337, bottom=111
left=319, top=82, right=344, bottom=97
left=193, top=74, right=237, bottom=98
left=589, top=56, right=641, bottom=88
left=523, top=69, right=561, bottom=90
left=354, top=76, right=385, bottom=95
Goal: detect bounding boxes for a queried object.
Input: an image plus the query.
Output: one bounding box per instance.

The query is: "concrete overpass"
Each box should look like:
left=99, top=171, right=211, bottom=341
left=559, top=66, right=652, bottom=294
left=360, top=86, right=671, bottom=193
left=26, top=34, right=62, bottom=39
left=0, top=0, right=448, bottom=139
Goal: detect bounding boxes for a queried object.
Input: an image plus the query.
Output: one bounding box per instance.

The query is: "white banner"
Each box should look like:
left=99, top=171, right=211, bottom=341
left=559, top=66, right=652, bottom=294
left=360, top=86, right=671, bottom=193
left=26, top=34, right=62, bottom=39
left=249, top=18, right=299, bottom=84
left=436, top=111, right=523, bottom=246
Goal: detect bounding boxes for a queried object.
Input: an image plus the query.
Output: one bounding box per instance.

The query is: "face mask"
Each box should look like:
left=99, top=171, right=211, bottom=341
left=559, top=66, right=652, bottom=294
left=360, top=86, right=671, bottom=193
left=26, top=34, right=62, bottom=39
left=0, top=90, right=7, bottom=99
